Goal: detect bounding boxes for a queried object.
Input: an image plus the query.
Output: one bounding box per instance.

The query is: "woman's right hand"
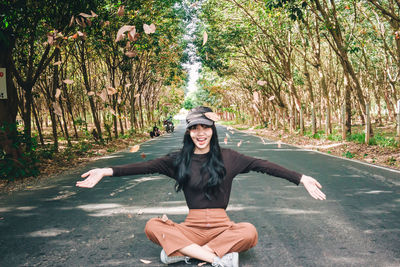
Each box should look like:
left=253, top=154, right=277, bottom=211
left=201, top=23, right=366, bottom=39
left=76, top=168, right=113, bottom=188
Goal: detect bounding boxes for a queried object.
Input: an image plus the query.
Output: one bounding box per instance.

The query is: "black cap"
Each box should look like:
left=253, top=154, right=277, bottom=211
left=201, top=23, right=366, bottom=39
left=186, top=106, right=215, bottom=129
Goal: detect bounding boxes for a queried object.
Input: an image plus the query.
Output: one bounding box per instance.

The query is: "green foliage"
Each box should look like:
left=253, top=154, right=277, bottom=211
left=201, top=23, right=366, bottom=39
left=342, top=151, right=355, bottom=159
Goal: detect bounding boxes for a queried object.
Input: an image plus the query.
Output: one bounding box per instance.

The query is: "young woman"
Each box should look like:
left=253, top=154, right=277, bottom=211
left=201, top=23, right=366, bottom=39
left=76, top=106, right=326, bottom=267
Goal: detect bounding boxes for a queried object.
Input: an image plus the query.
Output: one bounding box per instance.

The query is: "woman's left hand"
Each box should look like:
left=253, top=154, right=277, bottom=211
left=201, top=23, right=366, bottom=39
left=300, top=175, right=326, bottom=200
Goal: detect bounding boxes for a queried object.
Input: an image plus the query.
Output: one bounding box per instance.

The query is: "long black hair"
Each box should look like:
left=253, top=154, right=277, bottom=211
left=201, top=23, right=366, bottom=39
left=173, top=124, right=226, bottom=199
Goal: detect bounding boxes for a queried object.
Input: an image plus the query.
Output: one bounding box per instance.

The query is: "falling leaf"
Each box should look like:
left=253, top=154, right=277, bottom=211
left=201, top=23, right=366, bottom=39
left=137, top=209, right=143, bottom=215
left=257, top=80, right=267, bottom=86
left=161, top=214, right=168, bottom=222
left=70, top=33, right=78, bottom=39
left=53, top=102, right=62, bottom=116
left=125, top=83, right=132, bottom=88
left=225, top=133, right=230, bottom=139
left=141, top=153, right=146, bottom=159
left=104, top=21, right=110, bottom=27
left=63, top=79, right=74, bottom=85
left=125, top=51, right=137, bottom=58
left=224, top=137, right=228, bottom=145
left=107, top=87, right=118, bottom=95
left=69, top=15, right=75, bottom=26
left=55, top=88, right=62, bottom=99
left=47, top=35, right=54, bottom=45
left=77, top=31, right=85, bottom=37
left=127, top=214, right=133, bottom=218
left=253, top=91, right=259, bottom=103
left=0, top=217, right=4, bottom=220
left=268, top=95, right=275, bottom=101
left=53, top=61, right=61, bottom=66
left=128, top=27, right=136, bottom=41
left=198, top=262, right=207, bottom=266
left=277, top=140, right=282, bottom=148
left=98, top=89, right=108, bottom=102
left=202, top=31, right=208, bottom=46
left=237, top=140, right=242, bottom=147
left=79, top=12, right=92, bottom=18
left=117, top=5, right=125, bottom=16
left=140, top=259, right=151, bottom=264
left=143, top=23, right=156, bottom=34
left=87, top=91, right=95, bottom=96
left=230, top=130, right=234, bottom=135
left=260, top=137, right=266, bottom=144
left=109, top=108, right=116, bottom=116
left=204, top=112, right=220, bottom=121
left=115, top=25, right=135, bottom=42
left=130, top=145, right=140, bottom=153
left=90, top=10, right=98, bottom=17
left=134, top=93, right=140, bottom=98
left=80, top=17, right=86, bottom=27
left=227, top=126, right=233, bottom=131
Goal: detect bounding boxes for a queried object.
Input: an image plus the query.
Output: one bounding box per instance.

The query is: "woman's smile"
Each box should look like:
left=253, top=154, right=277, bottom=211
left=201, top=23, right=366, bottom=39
left=189, top=124, right=213, bottom=154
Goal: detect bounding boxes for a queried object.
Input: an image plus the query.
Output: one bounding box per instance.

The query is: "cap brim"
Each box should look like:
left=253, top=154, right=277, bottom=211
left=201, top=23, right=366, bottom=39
left=186, top=118, right=214, bottom=129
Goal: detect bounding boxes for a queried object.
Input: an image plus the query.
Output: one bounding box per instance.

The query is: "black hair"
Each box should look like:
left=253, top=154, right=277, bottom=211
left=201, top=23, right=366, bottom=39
left=173, top=124, right=226, bottom=199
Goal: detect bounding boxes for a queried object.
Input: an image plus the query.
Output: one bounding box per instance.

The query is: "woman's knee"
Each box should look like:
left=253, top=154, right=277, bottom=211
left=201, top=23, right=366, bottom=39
left=239, top=222, right=258, bottom=245
left=144, top=218, right=161, bottom=237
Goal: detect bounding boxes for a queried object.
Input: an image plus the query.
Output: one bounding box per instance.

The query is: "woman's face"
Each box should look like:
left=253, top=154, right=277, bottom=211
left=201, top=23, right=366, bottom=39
left=189, top=124, right=213, bottom=154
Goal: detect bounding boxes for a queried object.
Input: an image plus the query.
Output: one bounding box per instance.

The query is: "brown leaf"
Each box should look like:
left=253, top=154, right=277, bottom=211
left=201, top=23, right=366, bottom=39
left=134, top=93, right=140, bottom=98
left=53, top=61, right=61, bottom=66
left=224, top=137, right=228, bottom=145
left=77, top=31, right=85, bottom=37
left=109, top=108, right=116, bottom=116
left=202, top=31, right=208, bottom=46
left=257, top=80, right=267, bottom=86
left=79, top=12, right=92, bottom=18
left=117, top=5, right=125, bottom=16
left=140, top=259, right=151, bottom=264
left=63, top=79, right=74, bottom=85
left=198, top=262, right=207, bottom=266
left=87, top=91, right=95, bottom=96
left=55, top=89, right=62, bottom=99
left=143, top=23, right=156, bottom=34
left=128, top=27, right=136, bottom=41
left=115, top=25, right=135, bottom=42
left=90, top=10, right=98, bottom=17
left=268, top=95, right=275, bottom=101
left=53, top=102, right=62, bottom=116
left=237, top=140, right=242, bottom=147
left=141, top=153, right=146, bottom=159
left=225, top=133, right=230, bottom=139
left=47, top=35, right=54, bottom=45
left=204, top=112, right=220, bottom=121
left=125, top=83, right=132, bottom=88
left=253, top=91, right=259, bottom=103
left=125, top=51, right=137, bottom=58
left=161, top=214, right=168, bottom=222
left=107, top=87, right=118, bottom=95
left=277, top=140, right=282, bottom=148
left=130, top=145, right=140, bottom=153
left=98, top=89, right=108, bottom=102
left=69, top=15, right=75, bottom=27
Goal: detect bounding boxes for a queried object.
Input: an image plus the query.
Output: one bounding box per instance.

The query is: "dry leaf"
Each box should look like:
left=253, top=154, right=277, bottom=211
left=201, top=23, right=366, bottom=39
left=90, top=10, right=98, bottom=17
left=268, top=95, right=275, bottom=101
left=260, top=137, right=266, bottom=144
left=55, top=88, right=62, bottom=99
left=79, top=12, right=92, bottom=18
left=227, top=126, right=233, bottom=131
left=47, top=35, right=54, bottom=45
left=53, top=102, right=62, bottom=116
left=125, top=83, right=132, bottom=88
left=87, top=91, right=95, bottom=96
left=53, top=61, right=61, bottom=66
left=204, top=112, right=220, bottom=121
left=143, top=23, right=156, bottom=34
left=109, top=108, right=116, bottom=116
left=107, top=87, right=117, bottom=95
left=117, top=5, right=125, bottom=16
left=115, top=25, right=135, bottom=42
left=253, top=91, right=259, bottom=103
left=98, top=89, right=108, bottom=102
left=237, top=140, right=243, bottom=147
left=125, top=51, right=137, bottom=58
left=140, top=259, right=151, bottom=264
left=63, top=79, right=74, bottom=85
left=130, top=145, right=140, bottom=153
left=161, top=214, right=168, bottom=222
left=141, top=153, right=146, bottom=159
left=277, top=140, right=282, bottom=148
left=69, top=15, right=75, bottom=27
left=77, top=31, right=84, bottom=37
left=137, top=209, right=143, bottom=215
left=128, top=27, right=136, bottom=41
left=257, top=80, right=267, bottom=86
left=230, top=130, right=235, bottom=135
left=224, top=137, right=228, bottom=145
left=127, top=214, right=133, bottom=218
left=198, top=262, right=207, bottom=266
left=202, top=31, right=208, bottom=46
left=134, top=93, right=140, bottom=98
left=225, top=133, right=230, bottom=139
left=252, top=103, right=259, bottom=112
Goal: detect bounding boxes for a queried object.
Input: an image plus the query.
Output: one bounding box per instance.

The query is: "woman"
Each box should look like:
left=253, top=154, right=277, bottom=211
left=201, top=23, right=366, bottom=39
left=76, top=106, right=326, bottom=267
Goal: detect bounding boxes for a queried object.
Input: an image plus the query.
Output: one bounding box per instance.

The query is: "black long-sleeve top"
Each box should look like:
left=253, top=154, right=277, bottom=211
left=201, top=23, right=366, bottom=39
left=112, top=148, right=302, bottom=209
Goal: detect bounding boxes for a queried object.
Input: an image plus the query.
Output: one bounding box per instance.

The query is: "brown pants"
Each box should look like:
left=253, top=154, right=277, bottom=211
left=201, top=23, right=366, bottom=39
left=144, top=209, right=258, bottom=258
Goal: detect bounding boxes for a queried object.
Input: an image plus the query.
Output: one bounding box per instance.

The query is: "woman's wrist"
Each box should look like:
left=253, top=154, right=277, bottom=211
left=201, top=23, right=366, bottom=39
left=104, top=168, right=114, bottom=176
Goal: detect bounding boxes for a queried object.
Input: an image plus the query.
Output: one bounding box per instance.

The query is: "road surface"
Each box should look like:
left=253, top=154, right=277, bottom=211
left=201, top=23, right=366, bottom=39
left=1, top=122, right=399, bottom=266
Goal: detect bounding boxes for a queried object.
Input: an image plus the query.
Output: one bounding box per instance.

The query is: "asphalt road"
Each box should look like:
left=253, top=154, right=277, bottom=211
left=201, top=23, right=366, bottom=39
left=1, top=122, right=399, bottom=267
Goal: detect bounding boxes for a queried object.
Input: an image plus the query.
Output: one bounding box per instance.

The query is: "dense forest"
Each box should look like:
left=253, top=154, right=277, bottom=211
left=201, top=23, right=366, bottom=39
left=1, top=0, right=400, bottom=181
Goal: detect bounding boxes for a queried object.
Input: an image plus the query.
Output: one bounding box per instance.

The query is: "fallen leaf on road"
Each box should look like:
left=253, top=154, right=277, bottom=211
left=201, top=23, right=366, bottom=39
left=237, top=140, right=242, bottom=147
left=130, top=145, right=140, bottom=152
left=224, top=137, right=228, bottom=144
left=140, top=259, right=151, bottom=264
left=277, top=140, right=282, bottom=148
left=141, top=153, right=146, bottom=159
left=137, top=209, right=143, bottom=215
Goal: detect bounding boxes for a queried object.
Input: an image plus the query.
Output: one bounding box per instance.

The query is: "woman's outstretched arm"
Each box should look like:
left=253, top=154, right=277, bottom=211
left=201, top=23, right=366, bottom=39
left=76, top=168, right=114, bottom=188
left=299, top=175, right=326, bottom=200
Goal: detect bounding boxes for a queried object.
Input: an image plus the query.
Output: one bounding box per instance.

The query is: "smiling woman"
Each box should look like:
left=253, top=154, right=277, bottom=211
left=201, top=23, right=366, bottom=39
left=76, top=106, right=326, bottom=267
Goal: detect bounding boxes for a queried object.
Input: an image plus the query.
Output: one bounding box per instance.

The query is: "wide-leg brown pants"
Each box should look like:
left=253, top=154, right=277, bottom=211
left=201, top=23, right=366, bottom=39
left=144, top=209, right=258, bottom=258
